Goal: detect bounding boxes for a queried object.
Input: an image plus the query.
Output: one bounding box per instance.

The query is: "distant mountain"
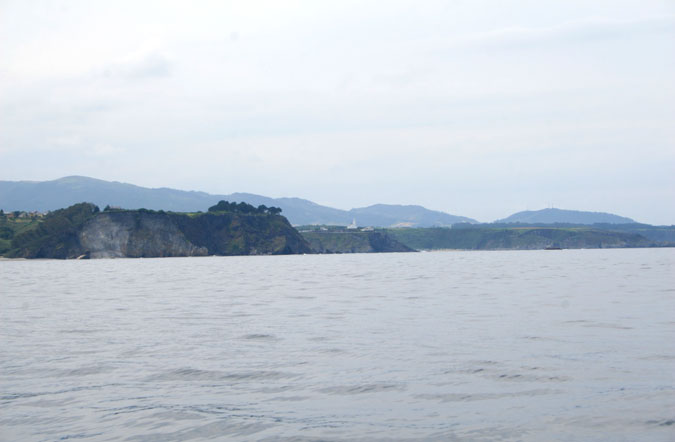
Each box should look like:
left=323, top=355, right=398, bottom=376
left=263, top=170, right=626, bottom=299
left=349, top=204, right=475, bottom=227
left=0, top=176, right=219, bottom=213
left=496, top=208, right=635, bottom=225
left=0, top=176, right=475, bottom=227
left=223, top=193, right=352, bottom=226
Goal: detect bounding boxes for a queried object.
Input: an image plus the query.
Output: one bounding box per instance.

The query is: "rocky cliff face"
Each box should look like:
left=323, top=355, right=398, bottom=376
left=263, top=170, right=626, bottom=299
left=171, top=211, right=312, bottom=256
left=7, top=203, right=312, bottom=259
left=79, top=212, right=208, bottom=258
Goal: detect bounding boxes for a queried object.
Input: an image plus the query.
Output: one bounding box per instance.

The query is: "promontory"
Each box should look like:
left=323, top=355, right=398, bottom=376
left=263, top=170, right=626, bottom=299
left=3, top=202, right=313, bottom=259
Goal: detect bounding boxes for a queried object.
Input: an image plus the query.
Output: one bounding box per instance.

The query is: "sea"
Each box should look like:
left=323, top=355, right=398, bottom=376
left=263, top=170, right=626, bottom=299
left=1, top=248, right=673, bottom=441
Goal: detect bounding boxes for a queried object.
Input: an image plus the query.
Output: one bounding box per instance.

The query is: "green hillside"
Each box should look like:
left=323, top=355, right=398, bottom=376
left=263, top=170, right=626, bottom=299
left=300, top=227, right=414, bottom=253
left=387, top=226, right=655, bottom=251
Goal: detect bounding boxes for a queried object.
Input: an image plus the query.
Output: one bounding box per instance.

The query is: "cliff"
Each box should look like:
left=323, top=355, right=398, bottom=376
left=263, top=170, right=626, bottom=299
left=78, top=212, right=208, bottom=258
left=387, top=227, right=654, bottom=251
left=301, top=230, right=415, bottom=253
left=6, top=203, right=312, bottom=259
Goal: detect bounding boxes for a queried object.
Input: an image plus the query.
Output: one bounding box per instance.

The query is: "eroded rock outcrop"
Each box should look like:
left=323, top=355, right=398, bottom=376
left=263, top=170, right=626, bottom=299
left=79, top=212, right=208, bottom=258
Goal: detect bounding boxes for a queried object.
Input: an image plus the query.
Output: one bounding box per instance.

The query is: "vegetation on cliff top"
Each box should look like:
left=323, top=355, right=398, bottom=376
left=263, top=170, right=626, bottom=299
left=6, top=203, right=99, bottom=258
left=0, top=211, right=43, bottom=255
left=207, top=200, right=282, bottom=215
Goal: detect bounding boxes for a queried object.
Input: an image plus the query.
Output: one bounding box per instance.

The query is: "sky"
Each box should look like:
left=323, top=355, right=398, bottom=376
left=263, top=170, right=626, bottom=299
left=1, top=1, right=674, bottom=224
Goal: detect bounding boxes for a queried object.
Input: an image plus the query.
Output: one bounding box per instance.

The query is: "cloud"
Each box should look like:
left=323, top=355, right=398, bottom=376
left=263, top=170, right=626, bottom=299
left=50, top=134, right=83, bottom=148
left=448, top=15, right=675, bottom=52
left=0, top=1, right=673, bottom=224
left=100, top=51, right=172, bottom=80
left=87, top=144, right=126, bottom=157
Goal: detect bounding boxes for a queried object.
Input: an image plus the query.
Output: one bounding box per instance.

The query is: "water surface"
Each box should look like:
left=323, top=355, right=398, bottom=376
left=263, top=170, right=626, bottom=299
left=1, top=249, right=674, bottom=441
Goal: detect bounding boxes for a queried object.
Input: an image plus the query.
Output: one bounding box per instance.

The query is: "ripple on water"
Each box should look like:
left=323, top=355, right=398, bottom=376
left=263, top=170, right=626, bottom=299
left=266, top=396, right=310, bottom=402
left=240, top=334, right=279, bottom=341
left=1, top=385, right=112, bottom=401
left=48, top=365, right=116, bottom=377
left=144, top=368, right=298, bottom=382
left=316, top=347, right=346, bottom=353
left=581, top=322, right=634, bottom=330
left=415, top=388, right=562, bottom=403
left=638, top=354, right=675, bottom=361
left=59, top=328, right=105, bottom=334
left=649, top=419, right=675, bottom=427
left=54, top=431, right=104, bottom=440
left=125, top=420, right=277, bottom=441
left=138, top=410, right=204, bottom=421
left=441, top=363, right=571, bottom=383
left=319, top=384, right=406, bottom=395
left=492, top=372, right=571, bottom=382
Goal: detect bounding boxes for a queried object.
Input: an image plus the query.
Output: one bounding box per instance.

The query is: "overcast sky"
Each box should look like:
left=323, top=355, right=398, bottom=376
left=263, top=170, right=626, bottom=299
left=1, top=1, right=674, bottom=224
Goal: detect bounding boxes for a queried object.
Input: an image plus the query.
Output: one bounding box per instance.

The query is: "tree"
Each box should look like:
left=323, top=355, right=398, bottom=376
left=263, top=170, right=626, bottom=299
left=237, top=202, right=253, bottom=213
left=208, top=200, right=274, bottom=215
left=208, top=200, right=231, bottom=212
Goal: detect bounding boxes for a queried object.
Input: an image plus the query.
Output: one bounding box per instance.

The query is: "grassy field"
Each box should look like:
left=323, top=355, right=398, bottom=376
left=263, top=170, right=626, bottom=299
left=0, top=216, right=42, bottom=254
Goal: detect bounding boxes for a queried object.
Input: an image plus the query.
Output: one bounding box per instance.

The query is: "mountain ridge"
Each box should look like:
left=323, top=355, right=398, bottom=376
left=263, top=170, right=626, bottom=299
left=1, top=176, right=646, bottom=227
left=0, top=176, right=476, bottom=227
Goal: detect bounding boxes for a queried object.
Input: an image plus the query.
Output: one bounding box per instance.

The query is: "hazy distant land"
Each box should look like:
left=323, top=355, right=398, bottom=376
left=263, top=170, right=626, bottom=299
left=1, top=176, right=673, bottom=258
left=0, top=176, right=475, bottom=227
left=1, top=175, right=648, bottom=227
left=496, top=208, right=635, bottom=224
